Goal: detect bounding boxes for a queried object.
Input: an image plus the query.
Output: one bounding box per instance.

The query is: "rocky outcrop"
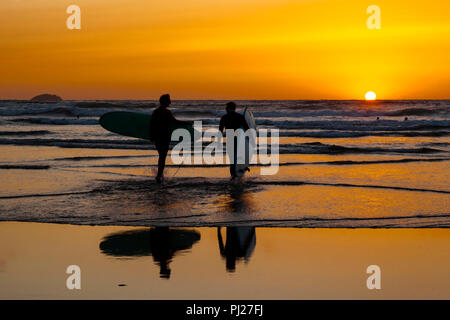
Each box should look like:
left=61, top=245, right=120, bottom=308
left=30, top=94, right=63, bottom=103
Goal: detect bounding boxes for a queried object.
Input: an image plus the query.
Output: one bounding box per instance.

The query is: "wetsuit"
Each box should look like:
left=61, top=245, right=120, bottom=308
left=150, top=107, right=177, bottom=179
left=219, top=111, right=249, bottom=177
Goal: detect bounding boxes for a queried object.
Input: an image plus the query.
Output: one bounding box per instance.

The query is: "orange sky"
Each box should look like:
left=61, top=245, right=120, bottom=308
left=0, top=0, right=449, bottom=100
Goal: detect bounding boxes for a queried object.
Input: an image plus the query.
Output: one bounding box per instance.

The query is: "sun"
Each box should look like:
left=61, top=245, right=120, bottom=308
left=365, top=91, right=376, bottom=100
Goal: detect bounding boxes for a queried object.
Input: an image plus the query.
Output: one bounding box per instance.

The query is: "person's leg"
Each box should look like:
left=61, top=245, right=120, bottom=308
left=231, top=136, right=238, bottom=178
left=156, top=141, right=169, bottom=181
left=229, top=146, right=237, bottom=178
left=230, top=163, right=236, bottom=177
left=226, top=135, right=236, bottom=179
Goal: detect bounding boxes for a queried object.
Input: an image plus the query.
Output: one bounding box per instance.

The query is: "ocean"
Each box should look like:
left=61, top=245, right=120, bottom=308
left=0, top=100, right=449, bottom=227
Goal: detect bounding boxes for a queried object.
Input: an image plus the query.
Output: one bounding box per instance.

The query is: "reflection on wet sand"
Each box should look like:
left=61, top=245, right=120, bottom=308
left=94, top=177, right=263, bottom=220
left=99, top=183, right=258, bottom=277
left=99, top=227, right=200, bottom=279
left=1, top=222, right=449, bottom=299
left=220, top=183, right=256, bottom=214
left=217, top=183, right=257, bottom=272
left=218, top=227, right=256, bottom=272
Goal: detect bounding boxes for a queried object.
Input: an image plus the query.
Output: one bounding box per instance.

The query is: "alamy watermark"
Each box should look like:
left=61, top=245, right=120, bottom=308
left=366, top=265, right=381, bottom=290
left=66, top=5, right=81, bottom=30
left=66, top=265, right=81, bottom=290
left=170, top=121, right=279, bottom=175
left=366, top=5, right=381, bottom=30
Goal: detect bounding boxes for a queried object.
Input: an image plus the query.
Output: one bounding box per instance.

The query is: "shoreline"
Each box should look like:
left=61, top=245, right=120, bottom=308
left=1, top=219, right=450, bottom=229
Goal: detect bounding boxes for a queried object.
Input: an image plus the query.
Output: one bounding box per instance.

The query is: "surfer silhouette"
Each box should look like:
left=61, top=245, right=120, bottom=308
left=150, top=94, right=190, bottom=183
left=217, top=227, right=256, bottom=272
left=99, top=227, right=201, bottom=279
left=219, top=102, right=249, bottom=179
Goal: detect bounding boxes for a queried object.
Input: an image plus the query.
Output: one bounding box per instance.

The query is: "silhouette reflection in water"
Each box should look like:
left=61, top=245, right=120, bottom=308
left=99, top=227, right=200, bottom=279
left=217, top=184, right=257, bottom=272
left=218, top=227, right=256, bottom=272
left=222, top=183, right=255, bottom=214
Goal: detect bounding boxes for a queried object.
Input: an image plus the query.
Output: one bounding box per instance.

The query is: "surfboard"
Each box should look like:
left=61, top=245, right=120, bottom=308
left=99, top=111, right=197, bottom=141
left=235, top=107, right=256, bottom=177
left=235, top=227, right=256, bottom=261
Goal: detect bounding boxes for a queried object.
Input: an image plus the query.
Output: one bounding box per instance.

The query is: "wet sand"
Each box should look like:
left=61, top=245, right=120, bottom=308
left=0, top=222, right=449, bottom=299
left=1, top=144, right=449, bottom=227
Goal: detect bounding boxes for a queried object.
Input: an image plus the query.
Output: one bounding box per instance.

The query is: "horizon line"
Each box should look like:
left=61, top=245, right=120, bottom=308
left=1, top=98, right=450, bottom=101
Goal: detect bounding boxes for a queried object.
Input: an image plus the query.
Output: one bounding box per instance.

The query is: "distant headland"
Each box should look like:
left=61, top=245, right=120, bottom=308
left=30, top=94, right=63, bottom=103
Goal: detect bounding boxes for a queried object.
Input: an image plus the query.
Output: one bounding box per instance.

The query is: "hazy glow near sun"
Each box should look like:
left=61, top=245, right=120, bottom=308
left=365, top=91, right=376, bottom=100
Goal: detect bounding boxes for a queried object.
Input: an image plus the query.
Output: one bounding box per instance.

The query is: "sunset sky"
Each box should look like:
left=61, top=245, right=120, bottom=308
left=1, top=0, right=449, bottom=100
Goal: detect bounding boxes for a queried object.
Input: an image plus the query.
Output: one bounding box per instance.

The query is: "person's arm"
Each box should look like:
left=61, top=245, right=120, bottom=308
left=219, top=116, right=225, bottom=133
left=169, top=110, right=192, bottom=125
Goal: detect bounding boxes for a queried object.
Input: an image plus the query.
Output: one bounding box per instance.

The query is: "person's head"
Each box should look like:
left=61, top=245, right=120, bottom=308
left=159, top=94, right=171, bottom=108
left=226, top=102, right=236, bottom=114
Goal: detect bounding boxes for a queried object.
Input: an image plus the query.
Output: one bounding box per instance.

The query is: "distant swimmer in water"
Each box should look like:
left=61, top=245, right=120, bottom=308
left=219, top=102, right=249, bottom=180
left=150, top=94, right=191, bottom=183
left=404, top=117, right=408, bottom=121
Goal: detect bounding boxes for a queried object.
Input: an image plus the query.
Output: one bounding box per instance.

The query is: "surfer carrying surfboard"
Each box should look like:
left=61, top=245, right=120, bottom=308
left=150, top=94, right=191, bottom=183
left=219, top=102, right=250, bottom=179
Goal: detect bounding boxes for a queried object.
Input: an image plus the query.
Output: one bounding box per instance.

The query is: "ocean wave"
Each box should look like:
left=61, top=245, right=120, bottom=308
left=277, top=142, right=445, bottom=155
left=32, top=107, right=76, bottom=117
left=66, top=157, right=449, bottom=169
left=3, top=214, right=448, bottom=228
left=250, top=109, right=441, bottom=119
left=7, top=116, right=450, bottom=133
left=1, top=176, right=448, bottom=227
left=0, top=130, right=52, bottom=136
left=0, top=138, right=446, bottom=154
left=256, top=119, right=450, bottom=131
left=180, top=215, right=450, bottom=228
left=0, top=190, right=95, bottom=200
left=173, top=110, right=217, bottom=117
left=420, top=142, right=450, bottom=147
left=2, top=177, right=448, bottom=200
left=2, top=100, right=449, bottom=119
left=52, top=155, right=155, bottom=161
left=0, top=138, right=151, bottom=149
left=278, top=130, right=450, bottom=138
left=75, top=102, right=130, bottom=109
left=0, top=103, right=66, bottom=116
left=1, top=106, right=119, bottom=118
left=3, top=157, right=444, bottom=174
left=9, top=117, right=99, bottom=125
left=382, top=107, right=447, bottom=117
left=0, top=165, right=50, bottom=170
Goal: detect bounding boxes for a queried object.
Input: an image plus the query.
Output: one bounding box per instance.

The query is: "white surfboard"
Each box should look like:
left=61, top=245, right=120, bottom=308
left=235, top=107, right=256, bottom=177
left=235, top=227, right=256, bottom=261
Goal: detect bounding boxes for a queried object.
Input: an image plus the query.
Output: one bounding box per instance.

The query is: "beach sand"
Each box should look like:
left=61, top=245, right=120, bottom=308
left=0, top=222, right=449, bottom=299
